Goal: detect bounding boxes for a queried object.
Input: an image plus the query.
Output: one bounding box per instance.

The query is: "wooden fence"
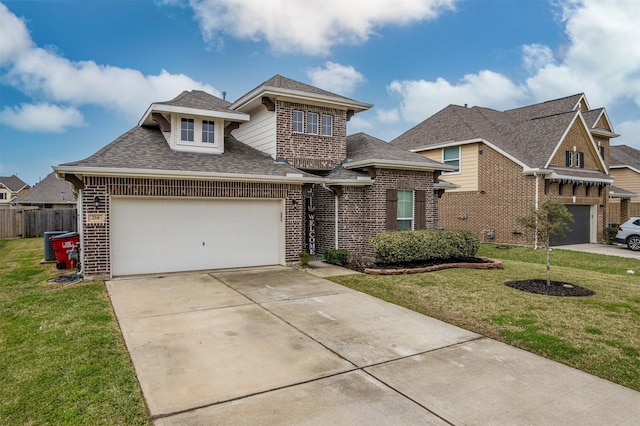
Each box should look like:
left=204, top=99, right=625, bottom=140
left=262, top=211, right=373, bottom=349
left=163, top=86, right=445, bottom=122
left=0, top=208, right=77, bottom=239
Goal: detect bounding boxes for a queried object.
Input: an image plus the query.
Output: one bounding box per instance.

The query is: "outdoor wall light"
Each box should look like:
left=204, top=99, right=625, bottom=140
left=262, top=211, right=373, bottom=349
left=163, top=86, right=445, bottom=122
left=459, top=214, right=468, bottom=220
left=94, top=196, right=100, bottom=207
left=291, top=199, right=299, bottom=208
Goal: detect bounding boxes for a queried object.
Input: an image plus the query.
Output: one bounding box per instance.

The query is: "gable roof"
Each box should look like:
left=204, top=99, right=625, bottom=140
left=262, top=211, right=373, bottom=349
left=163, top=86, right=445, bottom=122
left=392, top=94, right=611, bottom=175
left=610, top=145, right=640, bottom=172
left=15, top=172, right=75, bottom=205
left=0, top=174, right=29, bottom=192
left=54, top=126, right=320, bottom=184
left=230, top=74, right=372, bottom=113
left=344, top=132, right=454, bottom=172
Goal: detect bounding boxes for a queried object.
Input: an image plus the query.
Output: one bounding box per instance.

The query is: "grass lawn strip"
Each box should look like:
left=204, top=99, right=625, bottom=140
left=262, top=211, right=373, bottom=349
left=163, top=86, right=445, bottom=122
left=0, top=238, right=148, bottom=425
left=330, top=244, right=640, bottom=391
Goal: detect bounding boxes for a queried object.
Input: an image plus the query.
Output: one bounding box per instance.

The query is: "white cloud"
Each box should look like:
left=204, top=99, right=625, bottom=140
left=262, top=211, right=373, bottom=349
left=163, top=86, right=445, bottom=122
left=615, top=119, right=640, bottom=148
left=376, top=108, right=401, bottom=124
left=0, top=103, right=85, bottom=132
left=522, top=44, right=554, bottom=72
left=307, top=62, right=365, bottom=95
left=526, top=0, right=640, bottom=107
left=187, top=0, right=456, bottom=55
left=0, top=3, right=218, bottom=131
left=388, top=70, right=528, bottom=123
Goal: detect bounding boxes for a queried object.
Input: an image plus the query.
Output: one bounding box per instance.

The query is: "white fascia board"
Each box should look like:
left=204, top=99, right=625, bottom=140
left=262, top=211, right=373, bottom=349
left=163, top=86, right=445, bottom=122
left=573, top=94, right=590, bottom=111
left=591, top=128, right=620, bottom=138
left=52, top=166, right=323, bottom=185
left=231, top=87, right=372, bottom=113
left=343, top=159, right=455, bottom=172
left=138, top=104, right=250, bottom=127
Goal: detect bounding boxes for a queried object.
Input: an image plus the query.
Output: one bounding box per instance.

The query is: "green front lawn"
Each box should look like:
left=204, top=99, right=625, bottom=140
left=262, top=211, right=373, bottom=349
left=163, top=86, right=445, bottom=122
left=330, top=244, right=640, bottom=391
left=0, top=238, right=148, bottom=425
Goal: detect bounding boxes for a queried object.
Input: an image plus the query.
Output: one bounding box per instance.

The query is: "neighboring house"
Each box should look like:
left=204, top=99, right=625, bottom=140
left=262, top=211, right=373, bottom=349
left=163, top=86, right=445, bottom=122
left=53, top=75, right=452, bottom=278
left=392, top=94, right=617, bottom=246
left=608, top=145, right=640, bottom=224
left=0, top=175, right=30, bottom=207
left=14, top=172, right=77, bottom=208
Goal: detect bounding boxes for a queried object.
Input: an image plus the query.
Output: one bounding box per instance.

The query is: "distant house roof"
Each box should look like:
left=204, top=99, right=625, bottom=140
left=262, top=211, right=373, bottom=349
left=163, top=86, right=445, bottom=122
left=0, top=174, right=29, bottom=192
left=55, top=126, right=320, bottom=183
left=391, top=94, right=612, bottom=175
left=15, top=172, right=75, bottom=205
left=610, top=145, right=640, bottom=171
left=609, top=185, right=638, bottom=199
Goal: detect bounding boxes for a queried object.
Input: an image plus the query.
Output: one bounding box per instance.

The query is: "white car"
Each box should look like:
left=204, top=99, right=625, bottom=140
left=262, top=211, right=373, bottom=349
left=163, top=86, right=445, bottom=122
left=615, top=218, right=640, bottom=251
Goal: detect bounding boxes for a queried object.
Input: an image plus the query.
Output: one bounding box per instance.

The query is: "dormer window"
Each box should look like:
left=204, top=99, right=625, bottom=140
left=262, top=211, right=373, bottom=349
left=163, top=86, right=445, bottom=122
left=202, top=120, right=215, bottom=143
left=181, top=118, right=195, bottom=142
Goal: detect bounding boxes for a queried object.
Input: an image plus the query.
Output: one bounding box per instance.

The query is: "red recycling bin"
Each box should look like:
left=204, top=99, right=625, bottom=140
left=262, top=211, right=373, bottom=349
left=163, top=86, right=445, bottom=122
left=49, top=232, right=80, bottom=270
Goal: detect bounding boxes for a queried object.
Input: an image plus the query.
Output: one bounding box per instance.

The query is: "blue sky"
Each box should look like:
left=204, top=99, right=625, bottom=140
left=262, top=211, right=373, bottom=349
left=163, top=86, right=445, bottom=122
left=1, top=0, right=639, bottom=186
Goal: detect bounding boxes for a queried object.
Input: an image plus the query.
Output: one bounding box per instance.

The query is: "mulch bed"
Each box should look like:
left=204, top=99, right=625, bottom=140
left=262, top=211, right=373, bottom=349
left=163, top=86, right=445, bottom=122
left=364, top=257, right=503, bottom=275
left=505, top=279, right=595, bottom=297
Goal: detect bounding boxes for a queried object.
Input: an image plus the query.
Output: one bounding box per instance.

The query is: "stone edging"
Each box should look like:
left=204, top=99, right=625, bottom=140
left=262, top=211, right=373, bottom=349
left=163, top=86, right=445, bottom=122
left=364, top=257, right=503, bottom=275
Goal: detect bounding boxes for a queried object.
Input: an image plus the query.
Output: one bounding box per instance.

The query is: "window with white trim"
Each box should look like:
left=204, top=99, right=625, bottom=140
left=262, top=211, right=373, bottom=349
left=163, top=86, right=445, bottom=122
left=181, top=118, right=194, bottom=142
left=307, top=112, right=318, bottom=134
left=397, top=190, right=414, bottom=231
left=202, top=120, right=215, bottom=143
left=576, top=152, right=585, bottom=168
left=321, top=114, right=333, bottom=136
left=292, top=110, right=304, bottom=133
left=565, top=151, right=573, bottom=167
left=443, top=146, right=460, bottom=172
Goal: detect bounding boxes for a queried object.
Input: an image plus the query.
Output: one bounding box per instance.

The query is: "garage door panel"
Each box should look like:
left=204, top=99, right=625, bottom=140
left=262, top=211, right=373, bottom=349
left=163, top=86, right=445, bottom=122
left=551, top=205, right=591, bottom=246
left=111, top=198, right=282, bottom=276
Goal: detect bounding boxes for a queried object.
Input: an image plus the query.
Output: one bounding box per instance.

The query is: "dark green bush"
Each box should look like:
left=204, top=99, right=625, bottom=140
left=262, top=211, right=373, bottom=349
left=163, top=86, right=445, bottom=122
left=299, top=251, right=310, bottom=267
left=324, top=248, right=348, bottom=266
left=370, top=230, right=480, bottom=264
left=603, top=226, right=618, bottom=245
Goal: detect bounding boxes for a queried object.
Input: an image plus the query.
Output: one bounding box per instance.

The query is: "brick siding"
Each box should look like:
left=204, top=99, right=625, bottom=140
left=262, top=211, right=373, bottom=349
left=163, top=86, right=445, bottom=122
left=80, top=176, right=304, bottom=277
left=275, top=100, right=347, bottom=171
left=438, top=144, right=607, bottom=244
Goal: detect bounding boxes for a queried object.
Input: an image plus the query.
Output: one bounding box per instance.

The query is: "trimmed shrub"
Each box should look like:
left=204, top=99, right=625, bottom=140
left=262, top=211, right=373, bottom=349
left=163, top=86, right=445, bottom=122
left=299, top=251, right=310, bottom=267
left=324, top=249, right=348, bottom=266
left=603, top=226, right=618, bottom=245
left=370, top=230, right=480, bottom=264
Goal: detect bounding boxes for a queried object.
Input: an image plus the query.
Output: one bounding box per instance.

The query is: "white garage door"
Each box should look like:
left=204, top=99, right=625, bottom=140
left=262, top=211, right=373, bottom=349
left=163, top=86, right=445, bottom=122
left=110, top=197, right=283, bottom=276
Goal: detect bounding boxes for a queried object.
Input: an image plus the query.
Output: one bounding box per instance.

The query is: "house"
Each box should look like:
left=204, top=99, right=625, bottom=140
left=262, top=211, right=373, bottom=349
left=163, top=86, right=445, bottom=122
left=392, top=94, right=617, bottom=245
left=14, top=172, right=76, bottom=209
left=608, top=145, right=640, bottom=224
left=0, top=175, right=30, bottom=208
left=53, top=75, right=452, bottom=278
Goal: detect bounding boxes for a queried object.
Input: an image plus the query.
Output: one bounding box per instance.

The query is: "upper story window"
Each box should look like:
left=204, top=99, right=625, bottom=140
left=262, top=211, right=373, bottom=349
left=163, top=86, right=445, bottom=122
left=307, top=112, right=318, bottom=134
left=321, top=114, right=333, bottom=136
left=443, top=146, right=460, bottom=172
left=0, top=193, right=6, bottom=200
left=202, top=120, right=215, bottom=143
left=292, top=110, right=304, bottom=133
left=565, top=150, right=584, bottom=168
left=181, top=118, right=194, bottom=142
left=599, top=145, right=605, bottom=159
left=397, top=190, right=414, bottom=231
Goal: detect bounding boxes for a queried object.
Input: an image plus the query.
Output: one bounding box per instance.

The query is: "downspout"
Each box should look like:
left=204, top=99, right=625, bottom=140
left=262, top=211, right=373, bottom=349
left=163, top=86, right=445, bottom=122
left=322, top=183, right=339, bottom=249
left=534, top=173, right=539, bottom=250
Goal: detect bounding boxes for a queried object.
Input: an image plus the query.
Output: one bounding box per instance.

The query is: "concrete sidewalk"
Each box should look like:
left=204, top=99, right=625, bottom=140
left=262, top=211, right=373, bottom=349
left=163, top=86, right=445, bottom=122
left=107, top=266, right=640, bottom=425
left=555, top=242, right=640, bottom=259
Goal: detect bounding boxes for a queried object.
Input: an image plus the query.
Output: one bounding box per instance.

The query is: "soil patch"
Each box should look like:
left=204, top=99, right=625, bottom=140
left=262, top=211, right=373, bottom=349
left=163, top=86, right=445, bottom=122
left=505, top=279, right=595, bottom=297
left=365, top=257, right=502, bottom=275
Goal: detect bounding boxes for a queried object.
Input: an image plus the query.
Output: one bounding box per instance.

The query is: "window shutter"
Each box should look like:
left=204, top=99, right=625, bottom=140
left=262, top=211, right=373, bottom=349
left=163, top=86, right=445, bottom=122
left=565, top=151, right=572, bottom=167
left=415, top=190, right=426, bottom=230
left=386, top=189, right=397, bottom=231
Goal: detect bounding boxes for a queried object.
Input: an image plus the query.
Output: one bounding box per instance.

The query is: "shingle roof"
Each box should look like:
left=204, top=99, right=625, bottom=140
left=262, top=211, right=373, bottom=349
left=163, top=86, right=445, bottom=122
left=0, top=174, right=29, bottom=192
left=391, top=94, right=594, bottom=170
left=155, top=90, right=235, bottom=113
left=345, top=132, right=451, bottom=170
left=59, top=126, right=317, bottom=178
left=15, top=172, right=75, bottom=205
left=251, top=74, right=357, bottom=102
left=610, top=145, right=640, bottom=169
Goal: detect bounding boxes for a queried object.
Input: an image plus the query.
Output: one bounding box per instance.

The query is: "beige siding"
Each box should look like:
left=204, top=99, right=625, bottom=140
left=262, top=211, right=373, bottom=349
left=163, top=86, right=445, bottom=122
left=611, top=168, right=640, bottom=196
left=420, top=143, right=478, bottom=191
left=231, top=105, right=277, bottom=157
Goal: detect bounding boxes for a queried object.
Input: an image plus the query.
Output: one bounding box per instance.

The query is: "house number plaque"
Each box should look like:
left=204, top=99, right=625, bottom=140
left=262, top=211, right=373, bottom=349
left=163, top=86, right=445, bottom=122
left=87, top=213, right=106, bottom=224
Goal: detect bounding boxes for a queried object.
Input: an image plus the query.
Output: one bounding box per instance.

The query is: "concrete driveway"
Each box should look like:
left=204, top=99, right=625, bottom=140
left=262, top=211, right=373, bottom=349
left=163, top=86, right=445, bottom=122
left=107, top=266, right=640, bottom=425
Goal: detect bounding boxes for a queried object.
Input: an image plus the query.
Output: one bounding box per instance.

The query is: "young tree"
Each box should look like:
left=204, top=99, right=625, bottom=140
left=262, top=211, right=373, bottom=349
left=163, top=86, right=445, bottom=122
left=518, top=199, right=574, bottom=285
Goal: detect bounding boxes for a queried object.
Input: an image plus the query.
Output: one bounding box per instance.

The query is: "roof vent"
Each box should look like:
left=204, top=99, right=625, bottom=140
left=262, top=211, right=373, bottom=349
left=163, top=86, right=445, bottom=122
left=222, top=91, right=227, bottom=100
